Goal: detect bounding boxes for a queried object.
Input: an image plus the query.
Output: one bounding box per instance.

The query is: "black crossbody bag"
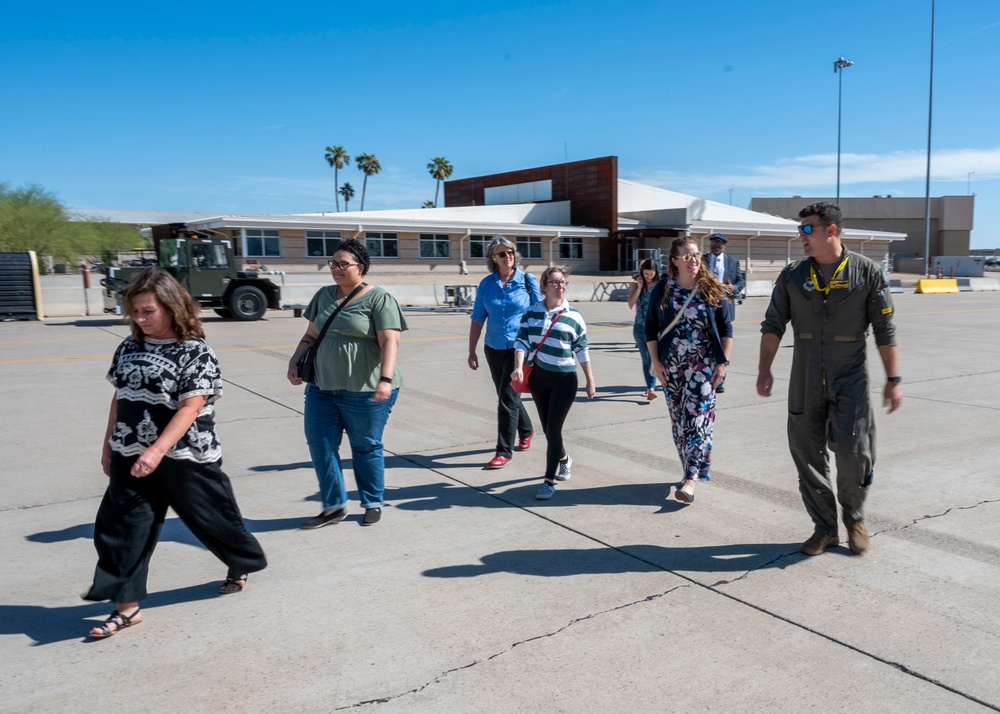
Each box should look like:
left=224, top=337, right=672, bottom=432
left=297, top=282, right=367, bottom=382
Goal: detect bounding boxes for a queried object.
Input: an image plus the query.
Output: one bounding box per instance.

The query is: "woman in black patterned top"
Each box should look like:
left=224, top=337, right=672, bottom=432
left=84, top=268, right=266, bottom=638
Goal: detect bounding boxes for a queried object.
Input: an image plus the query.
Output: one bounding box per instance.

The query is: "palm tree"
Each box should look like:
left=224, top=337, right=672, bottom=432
left=355, top=153, right=381, bottom=211
left=339, top=182, right=356, bottom=211
left=324, top=146, right=350, bottom=212
left=422, top=200, right=435, bottom=208
left=427, top=157, right=454, bottom=209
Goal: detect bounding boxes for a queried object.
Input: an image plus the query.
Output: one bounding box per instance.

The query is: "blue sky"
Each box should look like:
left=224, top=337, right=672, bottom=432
left=3, top=1, right=998, bottom=248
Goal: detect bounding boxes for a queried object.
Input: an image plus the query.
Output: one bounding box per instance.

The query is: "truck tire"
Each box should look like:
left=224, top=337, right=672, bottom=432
left=227, top=285, right=267, bottom=321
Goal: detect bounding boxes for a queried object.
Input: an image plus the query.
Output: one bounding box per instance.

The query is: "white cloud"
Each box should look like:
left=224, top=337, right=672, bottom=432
left=629, top=147, right=1000, bottom=195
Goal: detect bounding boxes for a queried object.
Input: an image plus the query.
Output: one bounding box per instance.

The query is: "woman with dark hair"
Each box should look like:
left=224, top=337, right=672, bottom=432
left=627, top=257, right=661, bottom=400
left=644, top=237, right=733, bottom=504
left=287, top=238, right=407, bottom=528
left=85, top=267, right=267, bottom=638
left=512, top=267, right=596, bottom=500
left=468, top=236, right=542, bottom=469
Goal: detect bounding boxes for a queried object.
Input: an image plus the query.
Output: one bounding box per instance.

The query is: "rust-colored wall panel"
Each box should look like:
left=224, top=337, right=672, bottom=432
left=445, top=157, right=620, bottom=270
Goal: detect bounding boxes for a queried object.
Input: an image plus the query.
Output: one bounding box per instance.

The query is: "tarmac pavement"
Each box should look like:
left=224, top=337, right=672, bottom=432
left=1, top=290, right=999, bottom=712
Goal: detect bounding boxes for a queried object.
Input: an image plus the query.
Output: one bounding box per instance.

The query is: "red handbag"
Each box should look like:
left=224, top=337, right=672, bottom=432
left=511, top=308, right=563, bottom=394
left=511, top=364, right=533, bottom=393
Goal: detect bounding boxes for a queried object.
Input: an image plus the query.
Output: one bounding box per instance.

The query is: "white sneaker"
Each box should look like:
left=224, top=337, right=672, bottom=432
left=555, top=455, right=573, bottom=481
left=536, top=481, right=556, bottom=500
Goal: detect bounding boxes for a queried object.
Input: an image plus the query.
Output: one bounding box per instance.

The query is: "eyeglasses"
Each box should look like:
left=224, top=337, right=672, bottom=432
left=797, top=224, right=826, bottom=235
left=546, top=280, right=568, bottom=287
left=493, top=250, right=515, bottom=259
left=676, top=252, right=702, bottom=263
left=328, top=260, right=360, bottom=270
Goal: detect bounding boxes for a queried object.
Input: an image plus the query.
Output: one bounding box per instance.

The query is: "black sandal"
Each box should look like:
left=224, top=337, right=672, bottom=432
left=219, top=571, right=248, bottom=594
left=90, top=609, right=141, bottom=638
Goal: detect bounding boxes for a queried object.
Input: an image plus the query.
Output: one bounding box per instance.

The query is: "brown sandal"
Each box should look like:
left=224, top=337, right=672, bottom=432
left=219, top=571, right=248, bottom=594
left=90, top=609, right=141, bottom=638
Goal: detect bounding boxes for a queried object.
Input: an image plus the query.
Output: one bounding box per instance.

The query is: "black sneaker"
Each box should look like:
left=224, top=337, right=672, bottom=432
left=302, top=508, right=348, bottom=530
left=362, top=508, right=382, bottom=526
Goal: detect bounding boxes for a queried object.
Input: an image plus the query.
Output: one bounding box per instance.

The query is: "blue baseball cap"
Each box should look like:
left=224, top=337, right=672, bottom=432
left=709, top=233, right=728, bottom=243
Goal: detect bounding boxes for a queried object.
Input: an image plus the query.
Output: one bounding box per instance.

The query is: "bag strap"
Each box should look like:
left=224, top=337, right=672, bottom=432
left=657, top=285, right=697, bottom=342
left=527, top=307, right=565, bottom=365
left=313, top=282, right=367, bottom=347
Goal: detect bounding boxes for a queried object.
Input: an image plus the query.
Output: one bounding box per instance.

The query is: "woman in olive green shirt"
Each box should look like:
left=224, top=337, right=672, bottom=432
left=287, top=239, right=407, bottom=528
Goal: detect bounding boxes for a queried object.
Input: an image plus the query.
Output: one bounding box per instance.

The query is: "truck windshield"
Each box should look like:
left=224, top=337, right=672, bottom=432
left=159, top=240, right=181, bottom=267
left=192, top=242, right=228, bottom=269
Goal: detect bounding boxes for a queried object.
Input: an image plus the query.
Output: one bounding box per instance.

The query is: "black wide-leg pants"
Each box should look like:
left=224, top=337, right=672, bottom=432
left=84, top=453, right=267, bottom=603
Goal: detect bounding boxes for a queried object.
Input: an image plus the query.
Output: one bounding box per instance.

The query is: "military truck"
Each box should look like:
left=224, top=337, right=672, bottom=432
left=102, top=223, right=282, bottom=321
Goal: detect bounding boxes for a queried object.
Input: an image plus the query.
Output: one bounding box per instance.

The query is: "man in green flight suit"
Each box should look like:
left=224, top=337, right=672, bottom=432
left=757, top=203, right=903, bottom=556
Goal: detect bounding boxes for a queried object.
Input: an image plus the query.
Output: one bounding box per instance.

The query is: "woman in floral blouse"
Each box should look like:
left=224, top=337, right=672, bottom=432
left=645, top=237, right=732, bottom=504
left=84, top=268, right=266, bottom=638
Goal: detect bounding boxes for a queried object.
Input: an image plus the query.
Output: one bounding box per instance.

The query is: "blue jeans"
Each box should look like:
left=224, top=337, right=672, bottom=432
left=304, top=384, right=398, bottom=511
left=633, top=323, right=657, bottom=391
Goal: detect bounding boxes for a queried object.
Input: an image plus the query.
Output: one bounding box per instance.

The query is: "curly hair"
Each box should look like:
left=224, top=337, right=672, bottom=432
left=662, top=236, right=730, bottom=309
left=123, top=267, right=204, bottom=344
left=485, top=236, right=522, bottom=274
left=333, top=238, right=371, bottom=275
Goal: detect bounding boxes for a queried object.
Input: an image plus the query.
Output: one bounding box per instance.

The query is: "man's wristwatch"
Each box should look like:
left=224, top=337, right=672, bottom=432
left=887, top=376, right=902, bottom=385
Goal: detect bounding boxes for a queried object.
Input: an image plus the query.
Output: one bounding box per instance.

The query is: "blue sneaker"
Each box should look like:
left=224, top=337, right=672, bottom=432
left=536, top=481, right=556, bottom=500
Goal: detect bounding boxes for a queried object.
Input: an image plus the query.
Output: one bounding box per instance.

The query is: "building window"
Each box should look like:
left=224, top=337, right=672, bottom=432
left=517, top=236, right=542, bottom=259
left=485, top=179, right=553, bottom=205
left=559, top=237, right=583, bottom=260
left=366, top=232, right=398, bottom=258
left=306, top=231, right=342, bottom=257
left=245, top=229, right=280, bottom=257
left=469, top=235, right=492, bottom=259
left=419, top=234, right=450, bottom=258
left=231, top=230, right=243, bottom=257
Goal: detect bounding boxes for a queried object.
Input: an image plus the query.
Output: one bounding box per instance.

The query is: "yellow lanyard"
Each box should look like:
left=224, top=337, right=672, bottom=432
left=809, top=254, right=849, bottom=295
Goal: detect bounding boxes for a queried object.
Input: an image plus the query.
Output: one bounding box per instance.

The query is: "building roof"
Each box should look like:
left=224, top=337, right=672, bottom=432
left=69, top=208, right=220, bottom=225
left=617, top=180, right=907, bottom=242
left=181, top=201, right=606, bottom=238
left=73, top=179, right=906, bottom=243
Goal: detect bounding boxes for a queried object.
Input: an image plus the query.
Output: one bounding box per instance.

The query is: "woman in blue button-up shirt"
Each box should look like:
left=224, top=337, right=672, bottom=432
left=468, top=236, right=542, bottom=469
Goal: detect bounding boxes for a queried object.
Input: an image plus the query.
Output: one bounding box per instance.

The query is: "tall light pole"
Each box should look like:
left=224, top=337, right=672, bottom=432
left=834, top=56, right=854, bottom=204
left=967, top=170, right=975, bottom=195
left=923, top=0, right=935, bottom=277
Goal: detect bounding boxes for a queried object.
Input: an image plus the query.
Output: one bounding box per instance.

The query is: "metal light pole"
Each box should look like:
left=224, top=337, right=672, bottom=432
left=834, top=57, right=854, bottom=204
left=923, top=0, right=935, bottom=277
left=967, top=171, right=975, bottom=195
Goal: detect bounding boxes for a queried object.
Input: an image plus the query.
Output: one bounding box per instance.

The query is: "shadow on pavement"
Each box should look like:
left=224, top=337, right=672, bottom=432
left=423, top=542, right=804, bottom=578
left=2, top=582, right=222, bottom=646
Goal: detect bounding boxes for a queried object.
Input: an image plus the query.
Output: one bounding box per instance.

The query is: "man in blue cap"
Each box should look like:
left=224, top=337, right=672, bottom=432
left=707, top=233, right=744, bottom=393
left=707, top=233, right=745, bottom=318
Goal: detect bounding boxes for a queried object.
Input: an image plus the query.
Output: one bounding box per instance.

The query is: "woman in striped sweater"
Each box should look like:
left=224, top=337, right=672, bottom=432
left=511, top=267, right=596, bottom=500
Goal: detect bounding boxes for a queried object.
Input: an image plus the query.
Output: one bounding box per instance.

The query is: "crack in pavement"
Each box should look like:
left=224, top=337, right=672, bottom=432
left=351, top=452, right=1000, bottom=711
left=216, top=371, right=1000, bottom=711
left=334, top=583, right=692, bottom=710
left=884, top=498, right=1000, bottom=534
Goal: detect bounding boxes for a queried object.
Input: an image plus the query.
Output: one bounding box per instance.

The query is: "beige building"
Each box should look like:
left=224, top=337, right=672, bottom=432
left=76, top=159, right=910, bottom=275
left=751, top=195, right=974, bottom=272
